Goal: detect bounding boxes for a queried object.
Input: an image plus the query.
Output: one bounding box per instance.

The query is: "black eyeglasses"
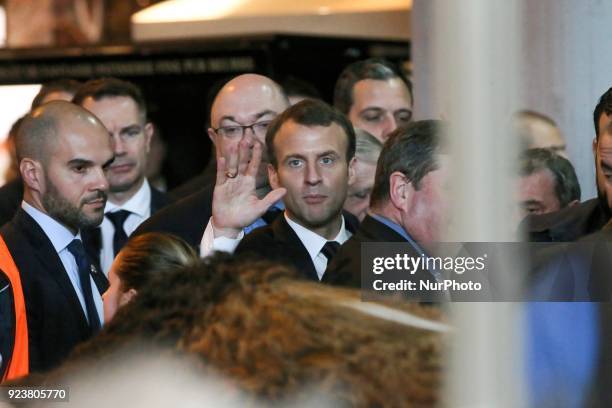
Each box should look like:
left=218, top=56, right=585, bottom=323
left=213, top=120, right=272, bottom=139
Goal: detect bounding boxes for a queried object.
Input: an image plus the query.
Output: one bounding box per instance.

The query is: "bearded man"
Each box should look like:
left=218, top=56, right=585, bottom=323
left=0, top=101, right=113, bottom=376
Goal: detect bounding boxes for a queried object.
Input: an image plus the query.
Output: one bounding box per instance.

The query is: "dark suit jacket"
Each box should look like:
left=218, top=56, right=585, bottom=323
left=0, top=209, right=95, bottom=373
left=0, top=178, right=24, bottom=228
left=323, top=215, right=410, bottom=287
left=133, top=185, right=213, bottom=249
left=234, top=212, right=359, bottom=281
left=523, top=198, right=610, bottom=242
left=323, top=213, right=442, bottom=293
left=168, top=159, right=215, bottom=201
left=528, top=228, right=612, bottom=301
left=81, top=185, right=173, bottom=271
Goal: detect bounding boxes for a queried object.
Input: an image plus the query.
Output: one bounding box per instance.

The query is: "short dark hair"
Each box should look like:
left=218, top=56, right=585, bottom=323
left=15, top=108, right=58, bottom=163
left=333, top=58, right=413, bottom=115
left=265, top=99, right=356, bottom=168
left=370, top=120, right=446, bottom=207
left=73, top=77, right=147, bottom=120
left=519, top=148, right=581, bottom=208
left=594, top=87, right=612, bottom=139
left=280, top=76, right=321, bottom=101
left=31, top=79, right=82, bottom=110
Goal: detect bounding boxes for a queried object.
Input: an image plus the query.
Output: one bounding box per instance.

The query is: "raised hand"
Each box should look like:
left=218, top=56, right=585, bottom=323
left=211, top=138, right=286, bottom=238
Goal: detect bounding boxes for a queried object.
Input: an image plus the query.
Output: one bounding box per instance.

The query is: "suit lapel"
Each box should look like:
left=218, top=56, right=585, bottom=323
left=81, top=227, right=102, bottom=272
left=360, top=215, right=409, bottom=242
left=14, top=210, right=90, bottom=332
left=342, top=210, right=360, bottom=234
left=271, top=216, right=319, bottom=281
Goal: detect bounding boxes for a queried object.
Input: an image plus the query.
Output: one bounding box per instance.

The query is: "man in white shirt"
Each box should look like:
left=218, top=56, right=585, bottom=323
left=73, top=78, right=171, bottom=274
left=0, top=101, right=113, bottom=373
left=233, top=99, right=356, bottom=280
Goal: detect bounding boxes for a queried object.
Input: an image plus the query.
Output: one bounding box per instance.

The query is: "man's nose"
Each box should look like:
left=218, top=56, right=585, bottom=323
left=382, top=114, right=398, bottom=140
left=92, top=167, right=109, bottom=192
left=305, top=161, right=322, bottom=185
left=112, top=133, right=126, bottom=155
left=242, top=127, right=257, bottom=147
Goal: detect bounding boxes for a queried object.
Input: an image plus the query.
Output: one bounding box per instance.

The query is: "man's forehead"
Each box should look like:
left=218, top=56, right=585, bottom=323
left=277, top=122, right=347, bottom=153
left=212, top=75, right=286, bottom=113
left=353, top=78, right=412, bottom=104
left=217, top=110, right=276, bottom=124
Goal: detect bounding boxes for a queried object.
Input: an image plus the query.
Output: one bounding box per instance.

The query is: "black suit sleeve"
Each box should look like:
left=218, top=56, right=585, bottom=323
left=0, top=270, right=14, bottom=377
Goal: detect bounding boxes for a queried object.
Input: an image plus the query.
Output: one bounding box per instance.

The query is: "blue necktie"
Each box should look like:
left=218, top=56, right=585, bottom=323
left=67, top=239, right=101, bottom=332
left=106, top=210, right=131, bottom=257
left=320, top=241, right=341, bottom=262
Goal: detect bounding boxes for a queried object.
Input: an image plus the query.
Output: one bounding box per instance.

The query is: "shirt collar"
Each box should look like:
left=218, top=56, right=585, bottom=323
left=21, top=201, right=80, bottom=253
left=105, top=178, right=150, bottom=217
left=284, top=213, right=350, bottom=261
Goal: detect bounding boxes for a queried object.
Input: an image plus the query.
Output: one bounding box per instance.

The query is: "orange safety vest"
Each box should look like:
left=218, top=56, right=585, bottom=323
left=0, top=235, right=29, bottom=382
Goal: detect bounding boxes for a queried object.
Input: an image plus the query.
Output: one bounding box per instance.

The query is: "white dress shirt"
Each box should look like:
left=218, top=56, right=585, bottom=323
left=199, top=218, right=244, bottom=257
left=22, top=201, right=103, bottom=326
left=284, top=213, right=351, bottom=280
left=100, top=179, right=151, bottom=274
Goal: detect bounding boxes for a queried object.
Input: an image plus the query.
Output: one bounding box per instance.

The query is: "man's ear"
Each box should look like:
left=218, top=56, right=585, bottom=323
left=119, top=288, right=137, bottom=307
left=20, top=158, right=44, bottom=193
left=268, top=163, right=280, bottom=189
left=208, top=127, right=217, bottom=145
left=593, top=137, right=598, bottom=158
left=143, top=122, right=154, bottom=154
left=347, top=157, right=357, bottom=186
left=388, top=171, right=414, bottom=210
left=568, top=199, right=580, bottom=208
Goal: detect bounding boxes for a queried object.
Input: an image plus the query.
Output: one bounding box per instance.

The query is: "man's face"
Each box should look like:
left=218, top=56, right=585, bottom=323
left=516, top=169, right=561, bottom=219
left=81, top=96, right=151, bottom=197
left=594, top=112, right=612, bottom=214
left=343, top=159, right=376, bottom=221
left=399, top=156, right=450, bottom=245
left=269, top=121, right=353, bottom=233
left=348, top=78, right=413, bottom=142
left=209, top=76, right=289, bottom=189
left=42, top=120, right=113, bottom=232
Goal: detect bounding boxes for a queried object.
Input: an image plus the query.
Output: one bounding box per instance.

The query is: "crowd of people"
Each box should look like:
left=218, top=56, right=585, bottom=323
left=0, top=57, right=610, bottom=406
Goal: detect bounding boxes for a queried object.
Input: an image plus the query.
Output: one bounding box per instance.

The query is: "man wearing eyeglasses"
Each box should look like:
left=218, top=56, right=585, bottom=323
left=73, top=78, right=172, bottom=274
left=133, top=74, right=290, bottom=253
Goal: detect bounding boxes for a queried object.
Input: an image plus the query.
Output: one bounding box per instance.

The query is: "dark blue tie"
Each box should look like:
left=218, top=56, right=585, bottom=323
left=67, top=239, right=101, bottom=332
left=320, top=241, right=341, bottom=262
left=106, top=210, right=131, bottom=257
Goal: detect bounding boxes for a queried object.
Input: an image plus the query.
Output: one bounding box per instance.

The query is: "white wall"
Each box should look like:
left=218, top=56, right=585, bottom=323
left=413, top=0, right=612, bottom=200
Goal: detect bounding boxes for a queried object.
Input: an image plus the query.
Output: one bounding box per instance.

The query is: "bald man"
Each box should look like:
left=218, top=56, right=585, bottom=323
left=134, top=74, right=289, bottom=251
left=514, top=110, right=568, bottom=158
left=0, top=101, right=113, bottom=375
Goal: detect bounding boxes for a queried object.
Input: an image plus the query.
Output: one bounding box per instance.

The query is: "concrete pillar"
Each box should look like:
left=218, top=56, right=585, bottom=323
left=412, top=1, right=524, bottom=406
